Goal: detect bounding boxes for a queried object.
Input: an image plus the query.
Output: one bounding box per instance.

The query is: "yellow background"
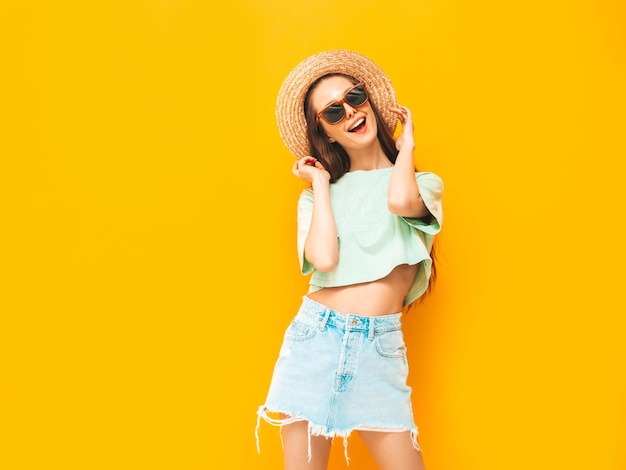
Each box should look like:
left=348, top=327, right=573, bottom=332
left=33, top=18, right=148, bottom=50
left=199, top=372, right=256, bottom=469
left=1, top=0, right=625, bottom=469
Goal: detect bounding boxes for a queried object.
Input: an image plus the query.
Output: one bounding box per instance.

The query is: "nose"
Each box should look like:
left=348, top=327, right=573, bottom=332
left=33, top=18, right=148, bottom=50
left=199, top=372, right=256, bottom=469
left=343, top=102, right=357, bottom=117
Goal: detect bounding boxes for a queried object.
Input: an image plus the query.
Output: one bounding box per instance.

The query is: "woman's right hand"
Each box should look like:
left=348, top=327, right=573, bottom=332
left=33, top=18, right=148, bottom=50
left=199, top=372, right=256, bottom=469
left=292, top=156, right=330, bottom=184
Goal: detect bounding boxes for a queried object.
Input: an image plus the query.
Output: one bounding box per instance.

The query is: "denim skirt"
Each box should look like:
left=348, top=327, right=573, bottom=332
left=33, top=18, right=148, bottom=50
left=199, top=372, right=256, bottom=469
left=256, top=296, right=419, bottom=460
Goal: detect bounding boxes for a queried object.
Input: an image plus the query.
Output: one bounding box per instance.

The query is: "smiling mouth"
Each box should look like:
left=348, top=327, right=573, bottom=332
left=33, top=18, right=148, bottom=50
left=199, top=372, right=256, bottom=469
left=348, top=118, right=366, bottom=132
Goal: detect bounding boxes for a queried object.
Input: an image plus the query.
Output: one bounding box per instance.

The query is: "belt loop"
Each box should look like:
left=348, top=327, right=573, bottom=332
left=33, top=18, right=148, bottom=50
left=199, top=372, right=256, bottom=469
left=368, top=317, right=375, bottom=340
left=319, top=309, right=331, bottom=331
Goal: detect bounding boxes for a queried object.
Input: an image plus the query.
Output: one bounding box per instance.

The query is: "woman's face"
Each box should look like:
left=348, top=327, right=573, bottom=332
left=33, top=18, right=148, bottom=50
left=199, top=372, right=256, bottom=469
left=309, top=75, right=379, bottom=153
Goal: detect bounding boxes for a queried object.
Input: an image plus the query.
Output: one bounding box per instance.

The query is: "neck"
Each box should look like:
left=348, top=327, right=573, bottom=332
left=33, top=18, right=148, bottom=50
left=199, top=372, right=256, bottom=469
left=348, top=147, right=393, bottom=171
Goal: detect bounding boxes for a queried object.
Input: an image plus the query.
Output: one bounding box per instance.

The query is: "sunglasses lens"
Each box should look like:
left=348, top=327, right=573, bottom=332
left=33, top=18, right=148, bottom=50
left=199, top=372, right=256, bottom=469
left=346, top=86, right=368, bottom=107
left=322, top=104, right=345, bottom=124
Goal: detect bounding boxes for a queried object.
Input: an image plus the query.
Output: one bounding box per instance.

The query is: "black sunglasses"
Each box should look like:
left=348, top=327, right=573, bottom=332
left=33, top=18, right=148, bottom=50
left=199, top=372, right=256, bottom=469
left=316, top=84, right=369, bottom=125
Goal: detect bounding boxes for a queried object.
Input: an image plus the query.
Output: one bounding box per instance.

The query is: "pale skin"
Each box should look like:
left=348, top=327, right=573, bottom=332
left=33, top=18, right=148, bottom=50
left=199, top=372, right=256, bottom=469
left=283, top=75, right=429, bottom=470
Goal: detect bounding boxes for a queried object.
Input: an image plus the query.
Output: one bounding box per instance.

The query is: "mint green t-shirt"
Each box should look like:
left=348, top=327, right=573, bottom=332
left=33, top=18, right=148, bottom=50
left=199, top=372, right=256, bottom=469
left=297, top=167, right=444, bottom=306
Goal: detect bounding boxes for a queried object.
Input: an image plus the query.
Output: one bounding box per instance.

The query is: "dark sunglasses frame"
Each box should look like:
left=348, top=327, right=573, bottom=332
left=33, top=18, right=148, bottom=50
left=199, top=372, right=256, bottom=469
left=315, top=83, right=369, bottom=125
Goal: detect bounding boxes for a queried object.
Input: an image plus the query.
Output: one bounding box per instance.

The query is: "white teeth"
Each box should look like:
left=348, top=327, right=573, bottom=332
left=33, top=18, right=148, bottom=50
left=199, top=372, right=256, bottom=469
left=349, top=118, right=365, bottom=131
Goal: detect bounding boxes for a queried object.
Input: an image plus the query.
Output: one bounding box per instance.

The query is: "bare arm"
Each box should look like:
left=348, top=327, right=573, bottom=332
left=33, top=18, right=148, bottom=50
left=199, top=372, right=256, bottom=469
left=387, top=105, right=430, bottom=219
left=293, top=157, right=339, bottom=272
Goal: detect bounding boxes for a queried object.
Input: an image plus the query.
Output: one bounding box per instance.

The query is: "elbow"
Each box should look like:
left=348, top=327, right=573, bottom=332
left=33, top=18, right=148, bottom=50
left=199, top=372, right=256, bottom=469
left=387, top=194, right=415, bottom=215
left=308, top=250, right=338, bottom=272
left=388, top=195, right=429, bottom=218
left=312, top=256, right=338, bottom=272
left=387, top=197, right=405, bottom=216
left=304, top=240, right=339, bottom=272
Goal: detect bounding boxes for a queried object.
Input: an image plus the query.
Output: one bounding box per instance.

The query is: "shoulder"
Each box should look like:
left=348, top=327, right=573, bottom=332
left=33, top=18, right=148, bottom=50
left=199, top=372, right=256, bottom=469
left=298, top=187, right=314, bottom=202
left=297, top=188, right=314, bottom=212
left=416, top=171, right=443, bottom=183
left=416, top=171, right=444, bottom=191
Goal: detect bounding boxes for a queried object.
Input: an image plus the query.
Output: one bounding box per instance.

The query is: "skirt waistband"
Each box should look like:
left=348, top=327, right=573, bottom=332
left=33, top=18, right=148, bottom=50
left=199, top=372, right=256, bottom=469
left=299, top=296, right=403, bottom=336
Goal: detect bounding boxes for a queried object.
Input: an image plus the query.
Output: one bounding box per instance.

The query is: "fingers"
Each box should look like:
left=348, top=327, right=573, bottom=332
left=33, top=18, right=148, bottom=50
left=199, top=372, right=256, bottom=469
left=392, top=104, right=410, bottom=113
left=294, top=156, right=318, bottom=169
left=389, top=105, right=411, bottom=122
left=293, top=156, right=321, bottom=176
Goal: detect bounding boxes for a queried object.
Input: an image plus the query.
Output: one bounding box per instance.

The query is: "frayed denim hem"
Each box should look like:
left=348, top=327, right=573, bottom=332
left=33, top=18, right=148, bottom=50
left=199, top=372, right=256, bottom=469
left=255, top=405, right=420, bottom=466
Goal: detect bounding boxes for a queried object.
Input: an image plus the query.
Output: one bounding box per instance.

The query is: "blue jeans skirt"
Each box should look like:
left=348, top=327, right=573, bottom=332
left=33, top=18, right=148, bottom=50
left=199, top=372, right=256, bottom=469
left=256, top=296, right=419, bottom=461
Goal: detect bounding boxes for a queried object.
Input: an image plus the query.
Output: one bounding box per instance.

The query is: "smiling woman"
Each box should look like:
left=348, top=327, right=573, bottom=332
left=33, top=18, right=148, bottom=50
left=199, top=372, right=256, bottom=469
left=255, top=49, right=444, bottom=470
left=3, top=0, right=626, bottom=469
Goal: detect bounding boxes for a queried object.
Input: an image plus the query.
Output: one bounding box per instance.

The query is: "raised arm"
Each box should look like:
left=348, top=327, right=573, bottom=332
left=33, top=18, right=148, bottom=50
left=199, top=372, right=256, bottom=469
left=387, top=105, right=430, bottom=219
left=293, top=157, right=339, bottom=272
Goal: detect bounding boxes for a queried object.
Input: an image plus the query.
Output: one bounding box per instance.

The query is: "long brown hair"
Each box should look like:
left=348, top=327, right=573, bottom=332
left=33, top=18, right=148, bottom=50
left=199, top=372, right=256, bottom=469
left=303, top=73, right=437, bottom=301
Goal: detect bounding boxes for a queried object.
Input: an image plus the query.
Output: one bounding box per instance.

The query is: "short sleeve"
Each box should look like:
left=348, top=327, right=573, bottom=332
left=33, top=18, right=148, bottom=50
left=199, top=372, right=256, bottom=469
left=296, top=189, right=314, bottom=275
left=402, top=172, right=444, bottom=235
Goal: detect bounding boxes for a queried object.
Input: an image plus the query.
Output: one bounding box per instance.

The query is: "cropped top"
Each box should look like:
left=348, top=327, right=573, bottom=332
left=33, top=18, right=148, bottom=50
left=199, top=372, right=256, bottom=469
left=297, top=167, right=444, bottom=306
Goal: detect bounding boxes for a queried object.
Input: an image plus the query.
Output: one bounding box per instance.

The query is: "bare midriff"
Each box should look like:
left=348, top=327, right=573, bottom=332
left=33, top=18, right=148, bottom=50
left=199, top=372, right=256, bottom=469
left=307, top=263, right=419, bottom=316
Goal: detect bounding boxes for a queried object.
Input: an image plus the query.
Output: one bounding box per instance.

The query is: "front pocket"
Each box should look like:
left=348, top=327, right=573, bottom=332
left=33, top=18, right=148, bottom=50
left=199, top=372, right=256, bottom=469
left=375, top=330, right=406, bottom=358
left=284, top=317, right=318, bottom=342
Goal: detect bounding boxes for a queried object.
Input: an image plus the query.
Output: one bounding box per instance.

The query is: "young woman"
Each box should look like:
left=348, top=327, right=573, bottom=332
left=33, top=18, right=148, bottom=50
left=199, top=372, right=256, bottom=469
left=256, top=49, right=444, bottom=470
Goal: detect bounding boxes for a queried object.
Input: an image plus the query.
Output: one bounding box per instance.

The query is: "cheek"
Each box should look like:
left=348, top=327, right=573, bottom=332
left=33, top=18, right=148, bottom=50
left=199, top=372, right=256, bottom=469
left=365, top=110, right=379, bottom=133
left=320, top=124, right=339, bottom=141
left=328, top=128, right=345, bottom=143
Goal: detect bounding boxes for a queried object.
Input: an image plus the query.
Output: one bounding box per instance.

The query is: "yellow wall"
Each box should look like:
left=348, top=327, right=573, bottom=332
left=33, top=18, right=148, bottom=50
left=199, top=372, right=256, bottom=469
left=1, top=0, right=625, bottom=469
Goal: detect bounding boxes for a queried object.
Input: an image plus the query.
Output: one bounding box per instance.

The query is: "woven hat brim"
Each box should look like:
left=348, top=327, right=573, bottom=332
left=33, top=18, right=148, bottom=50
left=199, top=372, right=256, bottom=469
left=276, top=49, right=398, bottom=159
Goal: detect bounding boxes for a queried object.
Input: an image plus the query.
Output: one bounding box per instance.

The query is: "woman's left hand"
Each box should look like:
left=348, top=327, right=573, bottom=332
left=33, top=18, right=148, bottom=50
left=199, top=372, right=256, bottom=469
left=389, top=105, right=415, bottom=152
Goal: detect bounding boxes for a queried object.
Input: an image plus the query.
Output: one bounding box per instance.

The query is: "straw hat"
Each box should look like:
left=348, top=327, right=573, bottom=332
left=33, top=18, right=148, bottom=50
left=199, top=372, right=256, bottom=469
left=275, top=49, right=398, bottom=159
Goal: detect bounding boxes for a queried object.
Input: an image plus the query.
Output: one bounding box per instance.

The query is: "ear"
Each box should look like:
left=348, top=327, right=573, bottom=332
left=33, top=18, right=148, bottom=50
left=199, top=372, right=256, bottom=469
left=327, top=134, right=336, bottom=143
